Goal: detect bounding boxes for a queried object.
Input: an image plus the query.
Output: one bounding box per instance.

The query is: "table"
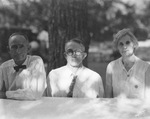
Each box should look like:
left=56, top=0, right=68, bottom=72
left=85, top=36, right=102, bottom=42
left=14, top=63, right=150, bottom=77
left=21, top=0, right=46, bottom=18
left=0, top=97, right=150, bottom=119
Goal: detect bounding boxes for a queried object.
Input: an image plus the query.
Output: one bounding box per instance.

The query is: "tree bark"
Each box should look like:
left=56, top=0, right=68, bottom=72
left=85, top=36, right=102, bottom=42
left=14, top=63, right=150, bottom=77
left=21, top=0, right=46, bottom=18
left=47, top=0, right=90, bottom=73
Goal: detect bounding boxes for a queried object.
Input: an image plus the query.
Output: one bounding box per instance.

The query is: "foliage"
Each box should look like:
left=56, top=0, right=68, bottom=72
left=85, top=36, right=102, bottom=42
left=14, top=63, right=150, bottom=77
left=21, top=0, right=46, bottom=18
left=1, top=0, right=150, bottom=69
left=48, top=0, right=90, bottom=70
left=0, top=0, right=149, bottom=41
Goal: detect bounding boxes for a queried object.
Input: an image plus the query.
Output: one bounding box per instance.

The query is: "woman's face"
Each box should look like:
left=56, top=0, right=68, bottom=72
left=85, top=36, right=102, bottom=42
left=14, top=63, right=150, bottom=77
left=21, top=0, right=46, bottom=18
left=117, top=35, right=135, bottom=57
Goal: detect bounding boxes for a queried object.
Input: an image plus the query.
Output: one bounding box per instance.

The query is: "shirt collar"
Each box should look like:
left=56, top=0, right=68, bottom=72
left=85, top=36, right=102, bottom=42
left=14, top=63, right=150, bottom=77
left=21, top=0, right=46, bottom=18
left=65, top=65, right=84, bottom=76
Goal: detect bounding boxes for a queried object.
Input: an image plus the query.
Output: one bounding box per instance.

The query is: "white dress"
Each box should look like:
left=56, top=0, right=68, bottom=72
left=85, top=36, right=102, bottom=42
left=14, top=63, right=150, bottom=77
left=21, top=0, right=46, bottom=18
left=107, top=56, right=149, bottom=98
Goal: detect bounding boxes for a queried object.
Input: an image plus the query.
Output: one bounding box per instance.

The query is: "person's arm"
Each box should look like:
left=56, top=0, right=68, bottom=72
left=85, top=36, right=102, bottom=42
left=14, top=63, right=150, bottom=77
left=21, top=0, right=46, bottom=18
left=6, top=57, right=47, bottom=100
left=0, top=66, right=6, bottom=99
left=88, top=71, right=104, bottom=98
left=47, top=70, right=58, bottom=97
left=98, top=75, right=104, bottom=98
left=145, top=65, right=150, bottom=99
left=105, top=63, right=113, bottom=98
left=46, top=71, right=52, bottom=97
left=0, top=81, right=6, bottom=98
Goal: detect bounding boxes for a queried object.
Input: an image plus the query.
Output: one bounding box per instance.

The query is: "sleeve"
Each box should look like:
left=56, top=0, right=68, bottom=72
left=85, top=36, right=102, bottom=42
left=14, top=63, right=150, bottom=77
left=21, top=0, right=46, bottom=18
left=0, top=66, right=6, bottom=98
left=46, top=70, right=57, bottom=97
left=145, top=65, right=150, bottom=99
left=89, top=71, right=104, bottom=98
left=6, top=57, right=47, bottom=100
left=46, top=71, right=52, bottom=97
left=98, top=75, right=104, bottom=98
left=0, top=66, right=3, bottom=90
left=105, top=62, right=113, bottom=98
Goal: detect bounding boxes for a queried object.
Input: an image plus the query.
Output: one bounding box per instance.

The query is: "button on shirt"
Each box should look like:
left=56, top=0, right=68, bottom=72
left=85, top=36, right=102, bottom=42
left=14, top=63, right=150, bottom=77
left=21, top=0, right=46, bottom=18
left=0, top=55, right=47, bottom=100
left=47, top=65, right=104, bottom=98
left=107, top=56, right=149, bottom=99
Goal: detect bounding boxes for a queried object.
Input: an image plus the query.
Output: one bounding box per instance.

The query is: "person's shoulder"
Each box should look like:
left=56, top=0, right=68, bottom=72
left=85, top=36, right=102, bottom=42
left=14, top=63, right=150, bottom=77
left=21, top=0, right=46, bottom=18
left=135, top=57, right=150, bottom=71
left=107, top=57, right=121, bottom=68
left=28, top=55, right=44, bottom=62
left=83, top=66, right=100, bottom=77
left=0, top=59, right=14, bottom=69
left=83, top=67, right=102, bottom=82
left=53, top=66, right=66, bottom=72
left=137, top=58, right=148, bottom=63
left=48, top=66, right=66, bottom=80
left=109, top=58, right=120, bottom=64
left=136, top=57, right=149, bottom=66
left=29, top=55, right=42, bottom=60
left=49, top=66, right=66, bottom=75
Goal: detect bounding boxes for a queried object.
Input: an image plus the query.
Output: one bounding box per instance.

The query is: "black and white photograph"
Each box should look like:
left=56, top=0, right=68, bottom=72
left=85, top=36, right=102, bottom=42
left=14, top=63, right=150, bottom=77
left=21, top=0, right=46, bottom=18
left=0, top=0, right=150, bottom=119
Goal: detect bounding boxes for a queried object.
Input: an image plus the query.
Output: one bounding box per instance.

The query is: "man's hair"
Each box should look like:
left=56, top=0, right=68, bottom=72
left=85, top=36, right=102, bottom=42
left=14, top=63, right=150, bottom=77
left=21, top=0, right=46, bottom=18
left=8, top=32, right=29, bottom=43
left=65, top=38, right=85, bottom=51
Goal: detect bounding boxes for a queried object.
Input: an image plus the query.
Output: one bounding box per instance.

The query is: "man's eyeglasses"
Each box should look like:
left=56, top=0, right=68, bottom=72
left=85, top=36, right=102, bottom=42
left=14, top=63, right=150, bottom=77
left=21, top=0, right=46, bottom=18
left=65, top=49, right=84, bottom=56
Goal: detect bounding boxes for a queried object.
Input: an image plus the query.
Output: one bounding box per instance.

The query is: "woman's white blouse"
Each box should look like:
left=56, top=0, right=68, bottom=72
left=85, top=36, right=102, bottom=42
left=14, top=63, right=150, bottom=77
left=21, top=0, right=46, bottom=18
left=107, top=56, right=149, bottom=98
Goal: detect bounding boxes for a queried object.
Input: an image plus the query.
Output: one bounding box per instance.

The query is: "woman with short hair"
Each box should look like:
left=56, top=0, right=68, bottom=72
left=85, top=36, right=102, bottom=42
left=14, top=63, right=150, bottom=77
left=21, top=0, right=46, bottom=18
left=105, top=28, right=150, bottom=99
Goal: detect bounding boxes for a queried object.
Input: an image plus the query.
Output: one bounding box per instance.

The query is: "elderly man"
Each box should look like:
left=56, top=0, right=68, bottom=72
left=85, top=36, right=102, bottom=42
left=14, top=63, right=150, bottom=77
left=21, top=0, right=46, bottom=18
left=47, top=38, right=104, bottom=98
left=0, top=33, right=47, bottom=100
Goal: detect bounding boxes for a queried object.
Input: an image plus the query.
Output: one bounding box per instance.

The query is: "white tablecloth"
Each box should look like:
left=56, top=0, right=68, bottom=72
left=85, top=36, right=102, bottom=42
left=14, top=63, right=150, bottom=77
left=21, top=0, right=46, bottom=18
left=0, top=97, right=150, bottom=119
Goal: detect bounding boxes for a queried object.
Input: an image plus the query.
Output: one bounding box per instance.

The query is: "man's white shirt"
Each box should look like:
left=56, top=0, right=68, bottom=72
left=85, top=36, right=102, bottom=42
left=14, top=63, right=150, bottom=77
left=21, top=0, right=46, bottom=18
left=0, top=55, right=47, bottom=100
left=47, top=65, right=104, bottom=98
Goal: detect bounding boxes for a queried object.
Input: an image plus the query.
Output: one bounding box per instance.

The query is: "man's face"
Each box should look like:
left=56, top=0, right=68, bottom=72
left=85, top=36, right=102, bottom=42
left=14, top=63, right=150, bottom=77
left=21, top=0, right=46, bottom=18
left=65, top=41, right=87, bottom=67
left=9, top=35, right=29, bottom=65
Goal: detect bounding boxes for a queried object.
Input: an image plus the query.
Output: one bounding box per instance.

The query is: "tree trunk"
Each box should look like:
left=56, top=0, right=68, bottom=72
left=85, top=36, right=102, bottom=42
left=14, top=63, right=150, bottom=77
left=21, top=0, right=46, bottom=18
left=47, top=0, right=90, bottom=73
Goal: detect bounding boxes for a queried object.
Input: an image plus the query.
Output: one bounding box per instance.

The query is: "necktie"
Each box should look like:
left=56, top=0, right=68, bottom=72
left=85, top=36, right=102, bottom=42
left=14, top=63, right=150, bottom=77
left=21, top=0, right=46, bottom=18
left=14, top=65, right=26, bottom=72
left=67, top=75, right=77, bottom=97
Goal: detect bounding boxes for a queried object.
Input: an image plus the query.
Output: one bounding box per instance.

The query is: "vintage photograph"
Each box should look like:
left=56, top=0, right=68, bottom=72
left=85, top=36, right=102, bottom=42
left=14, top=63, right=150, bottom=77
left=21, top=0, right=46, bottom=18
left=0, top=0, right=150, bottom=119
